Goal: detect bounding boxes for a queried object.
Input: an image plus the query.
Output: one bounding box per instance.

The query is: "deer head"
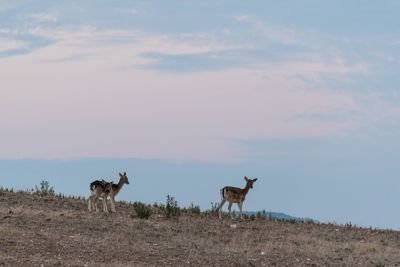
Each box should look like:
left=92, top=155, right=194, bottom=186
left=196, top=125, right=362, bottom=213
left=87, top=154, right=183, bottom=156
left=119, top=172, right=130, bottom=185
left=244, top=176, right=257, bottom=189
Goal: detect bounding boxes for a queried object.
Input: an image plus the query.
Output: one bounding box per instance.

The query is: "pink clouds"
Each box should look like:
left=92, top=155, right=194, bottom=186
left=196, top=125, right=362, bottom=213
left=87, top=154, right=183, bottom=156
left=0, top=28, right=376, bottom=162
left=0, top=37, right=26, bottom=52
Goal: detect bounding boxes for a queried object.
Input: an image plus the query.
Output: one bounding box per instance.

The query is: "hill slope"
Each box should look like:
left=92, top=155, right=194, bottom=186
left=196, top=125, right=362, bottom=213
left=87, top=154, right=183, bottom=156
left=1, top=189, right=400, bottom=266
left=243, top=211, right=316, bottom=223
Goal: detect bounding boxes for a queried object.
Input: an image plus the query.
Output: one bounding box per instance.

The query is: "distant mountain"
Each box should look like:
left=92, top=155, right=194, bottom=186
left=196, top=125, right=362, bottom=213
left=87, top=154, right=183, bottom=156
left=243, top=210, right=316, bottom=223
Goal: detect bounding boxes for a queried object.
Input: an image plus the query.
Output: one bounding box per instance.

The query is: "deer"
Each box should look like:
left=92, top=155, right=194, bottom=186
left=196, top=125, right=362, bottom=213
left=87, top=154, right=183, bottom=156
left=88, top=179, right=112, bottom=213
left=219, top=176, right=258, bottom=220
left=107, top=172, right=130, bottom=212
left=88, top=172, right=130, bottom=213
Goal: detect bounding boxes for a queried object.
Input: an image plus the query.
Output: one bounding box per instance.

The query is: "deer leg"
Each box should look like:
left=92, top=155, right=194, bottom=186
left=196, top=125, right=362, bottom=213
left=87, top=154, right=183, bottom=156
left=92, top=195, right=97, bottom=212
left=110, top=196, right=116, bottom=212
left=228, top=202, right=234, bottom=219
left=238, top=202, right=243, bottom=220
left=91, top=189, right=101, bottom=212
left=89, top=195, right=96, bottom=212
left=94, top=200, right=98, bottom=212
left=88, top=190, right=97, bottom=212
left=95, top=194, right=103, bottom=212
left=219, top=199, right=226, bottom=219
left=88, top=196, right=92, bottom=212
left=102, top=197, right=109, bottom=213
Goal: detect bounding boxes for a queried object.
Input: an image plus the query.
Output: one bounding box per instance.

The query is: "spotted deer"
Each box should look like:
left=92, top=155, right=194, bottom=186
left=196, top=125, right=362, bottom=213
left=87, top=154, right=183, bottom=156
left=88, top=172, right=130, bottom=213
left=219, top=176, right=258, bottom=220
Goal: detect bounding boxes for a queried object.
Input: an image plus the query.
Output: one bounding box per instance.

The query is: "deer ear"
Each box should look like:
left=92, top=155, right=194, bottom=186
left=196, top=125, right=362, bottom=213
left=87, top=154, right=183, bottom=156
left=124, top=171, right=126, bottom=176
left=119, top=172, right=123, bottom=177
left=253, top=178, right=258, bottom=182
left=244, top=176, right=248, bottom=181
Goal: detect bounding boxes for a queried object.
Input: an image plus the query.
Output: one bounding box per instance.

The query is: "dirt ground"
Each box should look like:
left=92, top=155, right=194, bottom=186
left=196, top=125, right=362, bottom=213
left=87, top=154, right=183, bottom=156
left=1, top=189, right=400, bottom=267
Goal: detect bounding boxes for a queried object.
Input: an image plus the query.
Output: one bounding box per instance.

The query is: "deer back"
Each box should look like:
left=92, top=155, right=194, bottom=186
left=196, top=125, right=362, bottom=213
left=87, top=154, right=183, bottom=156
left=221, top=186, right=246, bottom=202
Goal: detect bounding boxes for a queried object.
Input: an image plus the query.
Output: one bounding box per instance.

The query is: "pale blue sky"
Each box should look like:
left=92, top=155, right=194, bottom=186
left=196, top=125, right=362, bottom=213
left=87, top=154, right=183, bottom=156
left=1, top=1, right=400, bottom=229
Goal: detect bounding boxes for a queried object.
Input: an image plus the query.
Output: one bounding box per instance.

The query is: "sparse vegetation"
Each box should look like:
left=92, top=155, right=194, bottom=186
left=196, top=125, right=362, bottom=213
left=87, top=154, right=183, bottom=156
left=34, top=180, right=55, bottom=196
left=207, top=201, right=220, bottom=215
left=185, top=202, right=201, bottom=214
left=132, top=202, right=152, bottom=219
left=165, top=195, right=180, bottom=218
left=1, top=188, right=400, bottom=266
left=256, top=210, right=267, bottom=220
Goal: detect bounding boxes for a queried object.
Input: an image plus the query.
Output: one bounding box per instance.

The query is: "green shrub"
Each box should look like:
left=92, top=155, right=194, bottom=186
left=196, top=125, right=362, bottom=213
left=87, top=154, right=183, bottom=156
left=166, top=195, right=180, bottom=218
left=133, top=202, right=152, bottom=219
left=207, top=202, right=220, bottom=215
left=35, top=180, right=55, bottom=196
left=186, top=203, right=201, bottom=214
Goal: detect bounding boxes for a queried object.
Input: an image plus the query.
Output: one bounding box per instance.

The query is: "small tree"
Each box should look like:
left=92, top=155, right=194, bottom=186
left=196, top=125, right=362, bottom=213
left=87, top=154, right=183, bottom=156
left=165, top=195, right=180, bottom=218
left=35, top=180, right=55, bottom=196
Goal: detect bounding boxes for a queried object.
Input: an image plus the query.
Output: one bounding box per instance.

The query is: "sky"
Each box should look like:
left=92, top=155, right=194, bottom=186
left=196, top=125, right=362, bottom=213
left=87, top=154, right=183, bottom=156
left=1, top=0, right=400, bottom=229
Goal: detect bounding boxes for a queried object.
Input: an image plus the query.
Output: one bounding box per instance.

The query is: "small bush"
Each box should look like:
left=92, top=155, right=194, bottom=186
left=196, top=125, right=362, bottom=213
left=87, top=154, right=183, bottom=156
left=187, top=203, right=201, bottom=214
left=345, top=222, right=354, bottom=228
left=256, top=210, right=267, bottom=220
left=207, top=202, right=220, bottom=215
left=166, top=195, right=180, bottom=218
left=35, top=180, right=55, bottom=196
left=133, top=202, right=152, bottom=219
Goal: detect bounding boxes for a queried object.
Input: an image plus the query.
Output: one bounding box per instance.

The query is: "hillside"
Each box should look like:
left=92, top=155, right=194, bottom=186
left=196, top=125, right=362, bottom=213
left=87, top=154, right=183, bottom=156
left=1, top=189, right=400, bottom=266
left=243, top=211, right=316, bottom=223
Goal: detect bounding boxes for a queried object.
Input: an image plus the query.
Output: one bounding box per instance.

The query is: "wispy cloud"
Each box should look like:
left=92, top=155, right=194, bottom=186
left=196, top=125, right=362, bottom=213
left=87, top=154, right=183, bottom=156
left=27, top=12, right=58, bottom=23
left=139, top=48, right=254, bottom=72
left=0, top=28, right=371, bottom=162
left=233, top=15, right=249, bottom=22
left=0, top=23, right=380, bottom=162
left=0, top=1, right=398, bottom=163
left=114, top=8, right=139, bottom=15
left=0, top=33, right=52, bottom=58
left=38, top=53, right=92, bottom=63
left=391, top=40, right=400, bottom=46
left=232, top=15, right=300, bottom=45
left=0, top=37, right=26, bottom=52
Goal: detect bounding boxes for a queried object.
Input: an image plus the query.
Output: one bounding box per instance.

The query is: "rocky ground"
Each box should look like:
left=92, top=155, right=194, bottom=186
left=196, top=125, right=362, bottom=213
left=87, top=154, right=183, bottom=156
left=1, top=189, right=400, bottom=266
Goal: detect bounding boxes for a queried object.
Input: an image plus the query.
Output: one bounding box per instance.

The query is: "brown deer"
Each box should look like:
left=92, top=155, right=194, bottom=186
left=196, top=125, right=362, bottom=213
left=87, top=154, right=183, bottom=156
left=88, top=172, right=130, bottom=213
left=108, top=172, right=130, bottom=212
left=219, top=176, right=258, bottom=220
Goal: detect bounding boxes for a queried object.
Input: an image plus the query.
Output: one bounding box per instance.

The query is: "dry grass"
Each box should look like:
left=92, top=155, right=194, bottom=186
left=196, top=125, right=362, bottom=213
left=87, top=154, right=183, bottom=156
left=1, top=189, right=400, bottom=266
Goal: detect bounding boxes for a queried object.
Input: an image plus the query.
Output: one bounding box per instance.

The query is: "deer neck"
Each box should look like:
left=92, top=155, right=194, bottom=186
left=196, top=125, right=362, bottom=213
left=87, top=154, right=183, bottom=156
left=242, top=185, right=251, bottom=196
left=113, top=178, right=125, bottom=195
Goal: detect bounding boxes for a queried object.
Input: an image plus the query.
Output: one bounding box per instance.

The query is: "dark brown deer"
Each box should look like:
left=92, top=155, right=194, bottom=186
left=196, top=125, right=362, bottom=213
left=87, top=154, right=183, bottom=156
left=88, top=179, right=112, bottom=212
